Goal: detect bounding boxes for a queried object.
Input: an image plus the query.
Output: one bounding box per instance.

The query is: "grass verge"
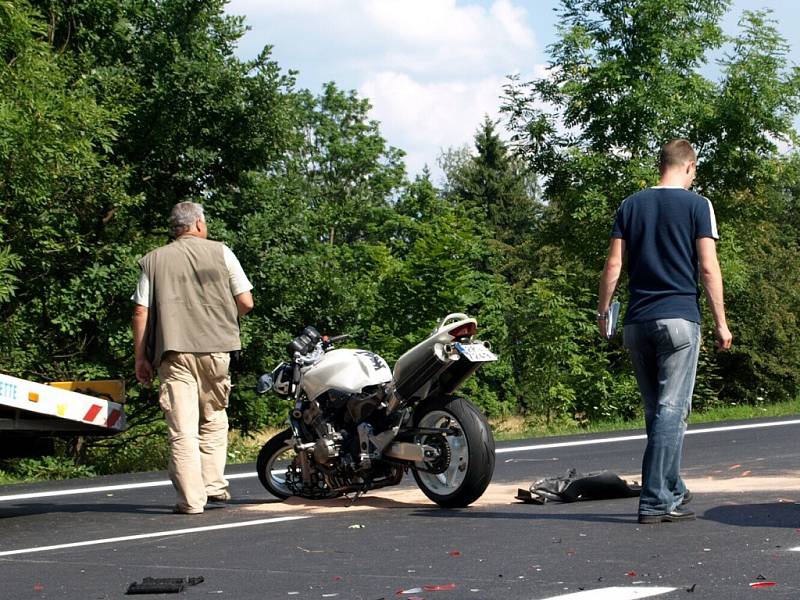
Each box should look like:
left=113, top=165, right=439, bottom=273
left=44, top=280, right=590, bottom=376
left=491, top=398, right=800, bottom=441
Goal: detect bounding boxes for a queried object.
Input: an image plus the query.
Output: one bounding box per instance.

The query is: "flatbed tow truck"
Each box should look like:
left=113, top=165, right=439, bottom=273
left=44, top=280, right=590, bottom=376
left=0, top=373, right=127, bottom=441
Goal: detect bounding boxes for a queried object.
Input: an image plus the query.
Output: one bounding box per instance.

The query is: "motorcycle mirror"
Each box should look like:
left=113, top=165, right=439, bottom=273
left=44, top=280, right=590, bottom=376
left=256, top=373, right=274, bottom=394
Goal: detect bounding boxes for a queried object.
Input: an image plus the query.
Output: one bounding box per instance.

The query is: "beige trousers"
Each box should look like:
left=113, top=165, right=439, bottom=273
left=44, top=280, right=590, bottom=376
left=158, top=351, right=231, bottom=513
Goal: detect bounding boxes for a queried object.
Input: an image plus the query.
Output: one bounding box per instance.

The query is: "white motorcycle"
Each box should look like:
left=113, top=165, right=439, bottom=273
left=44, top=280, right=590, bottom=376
left=256, top=314, right=497, bottom=508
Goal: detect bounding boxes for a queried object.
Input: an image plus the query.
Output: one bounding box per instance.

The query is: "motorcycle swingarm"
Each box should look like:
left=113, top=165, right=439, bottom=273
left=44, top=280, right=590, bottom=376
left=381, top=458, right=448, bottom=476
left=400, top=426, right=462, bottom=438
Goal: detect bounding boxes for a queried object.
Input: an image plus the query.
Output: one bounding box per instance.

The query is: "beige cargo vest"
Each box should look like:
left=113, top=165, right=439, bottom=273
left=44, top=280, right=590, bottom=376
left=139, top=235, right=241, bottom=367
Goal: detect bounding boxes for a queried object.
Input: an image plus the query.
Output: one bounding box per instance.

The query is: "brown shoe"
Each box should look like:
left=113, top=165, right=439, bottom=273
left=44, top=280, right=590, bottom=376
left=172, top=505, right=203, bottom=515
left=207, top=491, right=231, bottom=503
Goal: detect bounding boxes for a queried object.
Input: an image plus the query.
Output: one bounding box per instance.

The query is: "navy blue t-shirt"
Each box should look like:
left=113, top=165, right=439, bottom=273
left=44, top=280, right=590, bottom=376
left=611, top=187, right=718, bottom=324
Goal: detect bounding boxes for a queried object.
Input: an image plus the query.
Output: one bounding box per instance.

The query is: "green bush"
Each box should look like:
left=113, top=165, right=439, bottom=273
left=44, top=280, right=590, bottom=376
left=0, top=455, right=96, bottom=481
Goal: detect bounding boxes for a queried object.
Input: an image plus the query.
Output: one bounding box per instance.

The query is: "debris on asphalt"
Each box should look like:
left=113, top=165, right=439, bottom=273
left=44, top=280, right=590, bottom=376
left=126, top=576, right=204, bottom=595
left=348, top=523, right=366, bottom=529
left=729, top=464, right=741, bottom=470
left=322, top=594, right=339, bottom=597
left=626, top=571, right=637, bottom=577
left=448, top=550, right=461, bottom=557
left=332, top=576, right=342, bottom=581
left=33, top=583, right=44, bottom=592
left=423, top=584, right=456, bottom=591
left=396, top=587, right=423, bottom=595
left=749, top=582, right=777, bottom=588
left=686, top=584, right=697, bottom=592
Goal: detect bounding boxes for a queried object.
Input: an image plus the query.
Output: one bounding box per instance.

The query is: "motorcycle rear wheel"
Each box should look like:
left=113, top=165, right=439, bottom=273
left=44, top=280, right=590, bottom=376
left=412, top=396, right=495, bottom=508
left=256, top=428, right=295, bottom=499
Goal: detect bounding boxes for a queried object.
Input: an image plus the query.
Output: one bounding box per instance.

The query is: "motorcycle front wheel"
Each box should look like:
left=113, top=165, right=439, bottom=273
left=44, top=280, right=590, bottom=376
left=256, top=428, right=295, bottom=499
left=412, top=396, right=495, bottom=508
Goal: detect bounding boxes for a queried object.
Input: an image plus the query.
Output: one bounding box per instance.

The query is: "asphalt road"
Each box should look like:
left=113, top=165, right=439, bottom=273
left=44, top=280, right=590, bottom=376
left=1, top=415, right=800, bottom=600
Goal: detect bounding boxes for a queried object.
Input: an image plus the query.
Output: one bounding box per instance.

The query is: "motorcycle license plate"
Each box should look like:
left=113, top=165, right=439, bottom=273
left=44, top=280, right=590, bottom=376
left=455, top=342, right=497, bottom=362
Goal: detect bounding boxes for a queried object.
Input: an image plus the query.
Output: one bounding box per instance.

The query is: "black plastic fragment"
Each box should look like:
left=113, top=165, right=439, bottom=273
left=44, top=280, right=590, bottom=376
left=126, top=576, right=204, bottom=595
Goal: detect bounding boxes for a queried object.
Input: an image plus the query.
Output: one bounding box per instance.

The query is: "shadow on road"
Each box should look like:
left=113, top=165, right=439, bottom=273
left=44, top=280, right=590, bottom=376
left=409, top=508, right=637, bottom=524
left=412, top=500, right=800, bottom=528
left=702, top=502, right=800, bottom=528
left=0, top=497, right=282, bottom=519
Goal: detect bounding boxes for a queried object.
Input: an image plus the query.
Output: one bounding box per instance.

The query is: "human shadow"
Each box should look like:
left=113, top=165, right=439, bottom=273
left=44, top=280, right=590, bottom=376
left=0, top=502, right=176, bottom=518
left=0, top=497, right=283, bottom=519
left=409, top=506, right=638, bottom=525
left=702, top=502, right=800, bottom=528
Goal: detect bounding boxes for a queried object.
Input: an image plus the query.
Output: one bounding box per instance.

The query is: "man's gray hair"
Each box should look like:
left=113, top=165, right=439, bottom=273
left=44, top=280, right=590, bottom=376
left=169, top=201, right=204, bottom=237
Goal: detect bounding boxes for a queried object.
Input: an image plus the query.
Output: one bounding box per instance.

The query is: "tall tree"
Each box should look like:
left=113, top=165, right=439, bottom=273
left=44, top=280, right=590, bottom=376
left=502, top=0, right=800, bottom=419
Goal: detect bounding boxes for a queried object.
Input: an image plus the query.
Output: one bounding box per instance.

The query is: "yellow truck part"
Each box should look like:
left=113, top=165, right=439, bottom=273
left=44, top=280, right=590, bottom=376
left=0, top=373, right=127, bottom=434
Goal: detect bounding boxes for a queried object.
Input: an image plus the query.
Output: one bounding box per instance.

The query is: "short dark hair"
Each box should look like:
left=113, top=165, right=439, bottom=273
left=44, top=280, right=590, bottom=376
left=658, top=139, right=696, bottom=174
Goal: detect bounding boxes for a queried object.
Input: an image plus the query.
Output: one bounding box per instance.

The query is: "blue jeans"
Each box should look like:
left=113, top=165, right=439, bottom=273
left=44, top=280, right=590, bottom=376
left=624, top=319, right=700, bottom=515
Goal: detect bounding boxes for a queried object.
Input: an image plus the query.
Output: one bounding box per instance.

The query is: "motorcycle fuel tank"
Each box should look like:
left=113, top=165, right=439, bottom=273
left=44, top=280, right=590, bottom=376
left=300, top=348, right=392, bottom=401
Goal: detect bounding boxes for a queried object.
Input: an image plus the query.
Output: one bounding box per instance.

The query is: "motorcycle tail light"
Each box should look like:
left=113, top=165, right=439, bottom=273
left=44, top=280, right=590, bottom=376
left=448, top=322, right=476, bottom=338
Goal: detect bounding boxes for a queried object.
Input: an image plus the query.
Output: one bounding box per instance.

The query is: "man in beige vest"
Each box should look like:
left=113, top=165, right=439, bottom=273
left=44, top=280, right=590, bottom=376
left=131, top=202, right=254, bottom=514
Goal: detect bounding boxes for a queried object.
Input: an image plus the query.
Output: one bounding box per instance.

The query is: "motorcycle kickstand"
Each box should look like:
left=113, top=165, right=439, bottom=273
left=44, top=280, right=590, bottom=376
left=344, top=489, right=366, bottom=506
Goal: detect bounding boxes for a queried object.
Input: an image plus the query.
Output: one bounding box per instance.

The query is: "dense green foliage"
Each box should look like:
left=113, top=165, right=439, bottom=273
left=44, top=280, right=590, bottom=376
left=502, top=0, right=800, bottom=419
left=1, top=0, right=799, bottom=471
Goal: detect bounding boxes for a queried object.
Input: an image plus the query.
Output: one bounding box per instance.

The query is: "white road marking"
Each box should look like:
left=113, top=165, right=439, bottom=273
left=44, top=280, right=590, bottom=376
left=537, top=587, right=676, bottom=600
left=789, top=547, right=800, bottom=552
left=1, top=418, right=799, bottom=502
left=0, top=515, right=308, bottom=557
left=497, top=418, right=800, bottom=454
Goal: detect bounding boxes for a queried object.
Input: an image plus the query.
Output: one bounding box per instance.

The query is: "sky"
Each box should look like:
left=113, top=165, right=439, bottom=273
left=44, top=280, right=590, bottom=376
left=223, top=0, right=800, bottom=181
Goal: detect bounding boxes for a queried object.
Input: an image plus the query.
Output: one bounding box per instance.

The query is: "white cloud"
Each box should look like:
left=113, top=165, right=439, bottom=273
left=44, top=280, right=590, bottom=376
left=225, top=0, right=544, bottom=177
left=360, top=71, right=512, bottom=177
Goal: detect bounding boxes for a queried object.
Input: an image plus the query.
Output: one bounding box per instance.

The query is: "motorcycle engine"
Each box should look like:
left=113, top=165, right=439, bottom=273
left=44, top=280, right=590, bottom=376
left=290, top=385, right=403, bottom=498
left=326, top=385, right=387, bottom=423
left=300, top=385, right=390, bottom=467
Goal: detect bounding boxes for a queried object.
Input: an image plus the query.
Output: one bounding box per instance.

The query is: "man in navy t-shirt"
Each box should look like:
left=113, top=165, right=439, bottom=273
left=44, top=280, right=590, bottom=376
left=598, top=139, right=732, bottom=524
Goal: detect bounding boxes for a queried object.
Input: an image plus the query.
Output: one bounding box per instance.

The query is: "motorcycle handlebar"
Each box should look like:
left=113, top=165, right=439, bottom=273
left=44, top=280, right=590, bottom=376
left=326, top=334, right=350, bottom=343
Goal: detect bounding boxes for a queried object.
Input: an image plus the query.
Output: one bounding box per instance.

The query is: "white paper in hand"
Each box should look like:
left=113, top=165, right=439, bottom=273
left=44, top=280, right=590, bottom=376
left=606, top=300, right=620, bottom=339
